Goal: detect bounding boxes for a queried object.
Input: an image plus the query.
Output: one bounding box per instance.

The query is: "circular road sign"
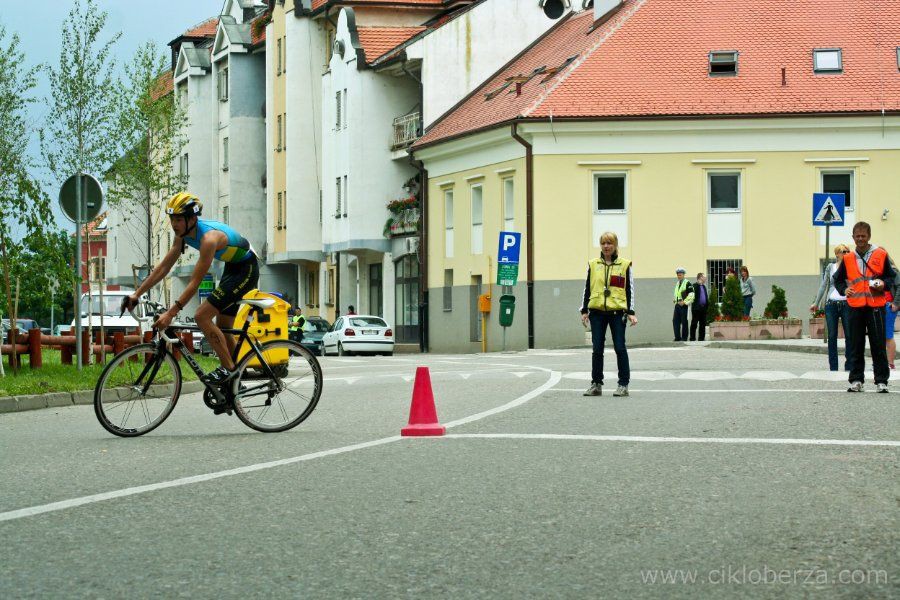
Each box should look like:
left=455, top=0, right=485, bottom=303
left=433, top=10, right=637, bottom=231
left=59, top=173, right=104, bottom=223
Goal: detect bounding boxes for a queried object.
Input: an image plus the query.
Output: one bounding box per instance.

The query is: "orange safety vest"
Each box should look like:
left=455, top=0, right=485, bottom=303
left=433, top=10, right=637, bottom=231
left=843, top=247, right=888, bottom=308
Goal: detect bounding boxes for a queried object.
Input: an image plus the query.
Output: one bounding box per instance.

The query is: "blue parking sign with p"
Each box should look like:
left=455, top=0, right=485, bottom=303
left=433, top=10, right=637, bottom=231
left=498, top=232, right=521, bottom=264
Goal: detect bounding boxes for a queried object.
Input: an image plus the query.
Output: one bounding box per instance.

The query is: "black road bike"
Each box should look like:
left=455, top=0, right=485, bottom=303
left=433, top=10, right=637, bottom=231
left=93, top=298, right=322, bottom=437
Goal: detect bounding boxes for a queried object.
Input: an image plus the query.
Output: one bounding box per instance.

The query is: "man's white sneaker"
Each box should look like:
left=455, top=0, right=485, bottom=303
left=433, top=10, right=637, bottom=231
left=875, top=383, right=889, bottom=393
left=612, top=385, right=629, bottom=397
left=847, top=381, right=864, bottom=392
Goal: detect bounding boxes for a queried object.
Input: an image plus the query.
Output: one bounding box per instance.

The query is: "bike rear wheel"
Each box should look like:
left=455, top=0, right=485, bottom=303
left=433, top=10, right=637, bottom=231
left=232, top=340, right=322, bottom=432
left=94, top=343, right=182, bottom=437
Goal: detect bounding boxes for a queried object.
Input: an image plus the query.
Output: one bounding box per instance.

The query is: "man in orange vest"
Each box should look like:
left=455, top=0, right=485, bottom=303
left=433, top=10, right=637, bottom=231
left=833, top=221, right=896, bottom=392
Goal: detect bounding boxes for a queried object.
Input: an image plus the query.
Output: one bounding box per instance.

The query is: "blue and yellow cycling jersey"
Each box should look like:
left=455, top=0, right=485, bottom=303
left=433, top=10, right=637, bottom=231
left=182, top=220, right=255, bottom=263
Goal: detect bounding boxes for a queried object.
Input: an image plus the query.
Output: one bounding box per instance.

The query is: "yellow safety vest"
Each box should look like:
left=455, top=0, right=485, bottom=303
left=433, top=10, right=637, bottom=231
left=588, top=257, right=631, bottom=312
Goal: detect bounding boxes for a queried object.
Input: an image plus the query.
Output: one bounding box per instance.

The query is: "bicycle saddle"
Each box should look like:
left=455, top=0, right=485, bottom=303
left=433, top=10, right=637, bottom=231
left=237, top=297, right=276, bottom=309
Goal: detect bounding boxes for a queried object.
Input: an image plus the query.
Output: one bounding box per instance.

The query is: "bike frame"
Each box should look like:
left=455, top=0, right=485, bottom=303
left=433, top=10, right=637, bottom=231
left=133, top=306, right=282, bottom=402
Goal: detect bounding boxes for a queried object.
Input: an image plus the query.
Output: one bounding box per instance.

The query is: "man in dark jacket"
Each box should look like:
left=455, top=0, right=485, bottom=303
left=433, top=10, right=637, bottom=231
left=689, top=273, right=709, bottom=341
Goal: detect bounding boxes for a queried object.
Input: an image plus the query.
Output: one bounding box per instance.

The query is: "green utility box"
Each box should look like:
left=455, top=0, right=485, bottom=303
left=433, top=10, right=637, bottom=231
left=499, top=294, right=516, bottom=327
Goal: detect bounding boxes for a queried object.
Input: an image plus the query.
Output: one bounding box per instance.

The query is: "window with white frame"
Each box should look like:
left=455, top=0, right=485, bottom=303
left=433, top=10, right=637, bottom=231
left=594, top=173, right=626, bottom=212
left=335, top=177, right=342, bottom=217
left=335, top=90, right=342, bottom=129
left=821, top=170, right=854, bottom=211
left=282, top=36, right=286, bottom=73
left=282, top=113, right=287, bottom=150
left=342, top=89, right=348, bottom=129
left=443, top=269, right=453, bottom=311
left=218, top=66, right=229, bottom=101
left=471, top=184, right=483, bottom=255
left=319, top=189, right=323, bottom=224
left=179, top=153, right=189, bottom=177
left=708, top=171, right=741, bottom=211
left=503, top=178, right=515, bottom=230
left=222, top=137, right=229, bottom=171
left=708, top=51, right=738, bottom=76
left=276, top=115, right=282, bottom=151
left=282, top=190, right=287, bottom=228
left=277, top=38, right=282, bottom=75
left=222, top=205, right=229, bottom=225
left=444, top=189, right=454, bottom=258
left=342, top=175, right=348, bottom=216
left=813, top=48, right=842, bottom=73
left=276, top=192, right=284, bottom=229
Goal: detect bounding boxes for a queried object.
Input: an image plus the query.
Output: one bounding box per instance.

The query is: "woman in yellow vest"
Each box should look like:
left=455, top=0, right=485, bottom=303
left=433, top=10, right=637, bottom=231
left=579, top=231, right=638, bottom=397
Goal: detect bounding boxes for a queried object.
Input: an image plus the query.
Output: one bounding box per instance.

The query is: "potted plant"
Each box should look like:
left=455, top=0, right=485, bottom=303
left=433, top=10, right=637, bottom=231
left=709, top=275, right=752, bottom=340
left=808, top=307, right=826, bottom=339
left=384, top=194, right=420, bottom=238
left=756, top=285, right=802, bottom=339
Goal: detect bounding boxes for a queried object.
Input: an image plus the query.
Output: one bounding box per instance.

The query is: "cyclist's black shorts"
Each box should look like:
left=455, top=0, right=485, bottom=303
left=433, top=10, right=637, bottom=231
left=207, top=255, right=259, bottom=317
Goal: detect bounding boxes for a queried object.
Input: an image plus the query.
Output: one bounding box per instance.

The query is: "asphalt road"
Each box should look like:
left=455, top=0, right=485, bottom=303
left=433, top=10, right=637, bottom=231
left=0, top=346, right=897, bottom=598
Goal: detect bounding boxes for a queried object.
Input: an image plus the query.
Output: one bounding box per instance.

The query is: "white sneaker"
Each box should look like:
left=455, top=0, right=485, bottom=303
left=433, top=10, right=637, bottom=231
left=847, top=381, right=864, bottom=393
left=613, top=385, right=629, bottom=397
left=875, top=383, right=889, bottom=393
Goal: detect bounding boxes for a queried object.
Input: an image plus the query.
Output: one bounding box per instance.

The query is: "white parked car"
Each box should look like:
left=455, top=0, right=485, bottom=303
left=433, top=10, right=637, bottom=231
left=322, top=315, right=394, bottom=356
left=71, top=290, right=151, bottom=336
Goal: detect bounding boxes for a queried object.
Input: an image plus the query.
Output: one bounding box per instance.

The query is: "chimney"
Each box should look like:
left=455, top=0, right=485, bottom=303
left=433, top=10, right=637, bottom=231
left=594, top=0, right=622, bottom=21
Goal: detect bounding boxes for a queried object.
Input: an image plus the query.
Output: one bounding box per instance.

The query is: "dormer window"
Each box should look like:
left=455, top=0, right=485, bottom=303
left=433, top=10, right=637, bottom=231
left=709, top=51, right=738, bottom=76
left=813, top=48, right=842, bottom=73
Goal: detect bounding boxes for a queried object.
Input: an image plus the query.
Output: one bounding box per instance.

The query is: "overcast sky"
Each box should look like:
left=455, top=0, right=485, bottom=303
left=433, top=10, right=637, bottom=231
left=2, top=0, right=224, bottom=232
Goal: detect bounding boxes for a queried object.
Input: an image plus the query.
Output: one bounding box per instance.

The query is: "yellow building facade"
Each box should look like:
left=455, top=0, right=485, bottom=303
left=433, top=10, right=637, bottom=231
left=418, top=117, right=900, bottom=352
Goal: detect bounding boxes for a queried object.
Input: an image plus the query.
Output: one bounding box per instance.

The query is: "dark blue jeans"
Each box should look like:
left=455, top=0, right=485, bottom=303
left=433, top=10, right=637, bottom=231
left=824, top=300, right=850, bottom=371
left=589, top=310, right=630, bottom=386
left=743, top=295, right=753, bottom=316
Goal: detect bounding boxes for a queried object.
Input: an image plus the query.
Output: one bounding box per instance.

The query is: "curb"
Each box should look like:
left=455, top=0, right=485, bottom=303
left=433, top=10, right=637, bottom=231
left=706, top=342, right=871, bottom=358
left=0, top=378, right=208, bottom=415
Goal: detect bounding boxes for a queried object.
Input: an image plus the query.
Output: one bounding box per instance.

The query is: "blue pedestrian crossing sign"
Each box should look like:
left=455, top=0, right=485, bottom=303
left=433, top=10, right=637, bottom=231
left=812, top=193, right=845, bottom=226
left=497, top=231, right=522, bottom=264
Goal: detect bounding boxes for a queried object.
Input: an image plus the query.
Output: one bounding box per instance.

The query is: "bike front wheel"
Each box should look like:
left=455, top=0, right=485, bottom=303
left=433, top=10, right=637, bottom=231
left=232, top=340, right=322, bottom=433
left=94, top=343, right=182, bottom=437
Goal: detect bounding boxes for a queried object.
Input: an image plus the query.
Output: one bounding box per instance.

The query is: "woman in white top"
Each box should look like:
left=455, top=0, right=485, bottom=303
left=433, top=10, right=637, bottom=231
left=810, top=243, right=851, bottom=371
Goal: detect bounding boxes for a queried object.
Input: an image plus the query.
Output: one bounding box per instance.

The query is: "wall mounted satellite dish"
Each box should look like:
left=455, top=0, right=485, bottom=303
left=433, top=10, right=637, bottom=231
left=540, top=0, right=569, bottom=19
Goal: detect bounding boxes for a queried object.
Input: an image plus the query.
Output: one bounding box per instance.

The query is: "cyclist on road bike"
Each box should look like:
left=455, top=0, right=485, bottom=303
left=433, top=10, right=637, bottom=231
left=122, top=192, right=259, bottom=388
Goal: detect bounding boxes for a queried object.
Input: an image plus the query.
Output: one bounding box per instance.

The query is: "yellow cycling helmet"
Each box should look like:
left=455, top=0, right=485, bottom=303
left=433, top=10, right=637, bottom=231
left=165, top=192, right=203, bottom=216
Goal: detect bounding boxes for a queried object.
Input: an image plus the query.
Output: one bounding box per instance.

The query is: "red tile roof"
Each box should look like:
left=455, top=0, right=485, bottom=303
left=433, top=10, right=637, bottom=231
left=150, top=70, right=174, bottom=101
left=312, top=0, right=446, bottom=9
left=183, top=17, right=219, bottom=38
left=357, top=26, right=426, bottom=63
left=251, top=13, right=268, bottom=45
left=416, top=0, right=900, bottom=149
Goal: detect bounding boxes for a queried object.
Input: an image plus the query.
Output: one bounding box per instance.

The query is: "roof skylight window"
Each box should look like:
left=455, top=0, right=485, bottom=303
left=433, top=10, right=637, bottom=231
left=813, top=48, right=842, bottom=73
left=708, top=51, right=738, bottom=76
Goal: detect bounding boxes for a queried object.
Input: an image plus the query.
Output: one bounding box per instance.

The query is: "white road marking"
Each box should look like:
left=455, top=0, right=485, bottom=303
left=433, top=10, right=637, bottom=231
left=512, top=372, right=531, bottom=378
left=0, top=368, right=559, bottom=523
left=678, top=371, right=734, bottom=381
left=739, top=371, right=797, bottom=381
left=441, top=433, right=900, bottom=448
left=459, top=374, right=472, bottom=380
left=548, top=388, right=858, bottom=393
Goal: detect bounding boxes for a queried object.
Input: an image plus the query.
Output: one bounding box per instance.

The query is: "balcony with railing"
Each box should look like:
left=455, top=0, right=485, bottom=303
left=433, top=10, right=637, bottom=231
left=391, top=111, right=421, bottom=150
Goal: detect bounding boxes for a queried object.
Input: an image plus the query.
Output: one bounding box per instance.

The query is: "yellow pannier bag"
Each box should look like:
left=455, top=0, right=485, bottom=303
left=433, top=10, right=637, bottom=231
left=234, top=289, right=290, bottom=368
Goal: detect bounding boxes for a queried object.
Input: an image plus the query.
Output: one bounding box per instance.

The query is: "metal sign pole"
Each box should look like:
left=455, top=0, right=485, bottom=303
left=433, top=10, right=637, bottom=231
left=823, top=218, right=831, bottom=344
left=75, top=173, right=83, bottom=371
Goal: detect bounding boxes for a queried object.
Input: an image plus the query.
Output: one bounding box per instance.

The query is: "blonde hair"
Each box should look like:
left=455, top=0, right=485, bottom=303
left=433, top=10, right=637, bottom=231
left=834, top=243, right=850, bottom=256
left=599, top=231, right=619, bottom=249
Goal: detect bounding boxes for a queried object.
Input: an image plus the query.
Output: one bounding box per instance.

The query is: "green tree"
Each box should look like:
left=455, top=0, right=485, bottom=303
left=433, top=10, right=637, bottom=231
left=706, top=287, right=720, bottom=324
left=720, top=275, right=744, bottom=321
left=41, top=0, right=122, bottom=188
left=106, top=42, right=187, bottom=270
left=0, top=25, right=49, bottom=372
left=764, top=285, right=788, bottom=319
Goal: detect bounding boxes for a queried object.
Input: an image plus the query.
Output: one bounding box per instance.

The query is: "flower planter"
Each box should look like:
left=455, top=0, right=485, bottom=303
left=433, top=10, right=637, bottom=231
left=782, top=318, right=802, bottom=339
left=808, top=317, right=843, bottom=339
left=750, top=319, right=783, bottom=340
left=709, top=321, right=753, bottom=340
